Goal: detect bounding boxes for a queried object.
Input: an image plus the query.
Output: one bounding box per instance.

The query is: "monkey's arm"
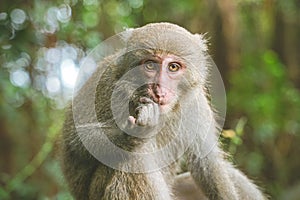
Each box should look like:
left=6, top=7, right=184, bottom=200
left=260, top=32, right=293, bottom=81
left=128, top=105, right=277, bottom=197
left=61, top=108, right=145, bottom=200
left=227, top=162, right=266, bottom=199
left=188, top=146, right=239, bottom=200
left=188, top=144, right=266, bottom=200
left=61, top=82, right=155, bottom=199
left=60, top=109, right=100, bottom=200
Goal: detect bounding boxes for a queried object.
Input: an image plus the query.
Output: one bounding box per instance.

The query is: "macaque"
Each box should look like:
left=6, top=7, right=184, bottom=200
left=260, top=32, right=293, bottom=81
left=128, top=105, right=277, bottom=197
left=60, top=22, right=266, bottom=200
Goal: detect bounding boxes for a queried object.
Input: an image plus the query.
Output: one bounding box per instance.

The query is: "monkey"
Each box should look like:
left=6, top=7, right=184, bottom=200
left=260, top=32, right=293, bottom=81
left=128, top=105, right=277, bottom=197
left=60, top=22, right=266, bottom=200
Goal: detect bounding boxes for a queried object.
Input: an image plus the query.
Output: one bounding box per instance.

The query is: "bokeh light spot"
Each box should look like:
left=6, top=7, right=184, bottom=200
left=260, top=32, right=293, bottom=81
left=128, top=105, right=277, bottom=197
left=60, top=59, right=78, bottom=88
left=10, top=9, right=26, bottom=24
left=46, top=76, right=61, bottom=93
left=10, top=69, right=30, bottom=88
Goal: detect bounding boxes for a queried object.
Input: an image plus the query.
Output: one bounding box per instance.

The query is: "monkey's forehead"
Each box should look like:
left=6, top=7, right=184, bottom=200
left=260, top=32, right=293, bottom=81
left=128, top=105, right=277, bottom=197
left=135, top=22, right=191, bottom=35
left=125, top=22, right=207, bottom=55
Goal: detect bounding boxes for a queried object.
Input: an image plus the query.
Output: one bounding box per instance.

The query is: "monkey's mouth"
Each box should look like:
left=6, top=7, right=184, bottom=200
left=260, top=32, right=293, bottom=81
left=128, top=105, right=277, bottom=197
left=147, top=87, right=170, bottom=105
left=152, top=97, right=167, bottom=106
left=149, top=91, right=169, bottom=105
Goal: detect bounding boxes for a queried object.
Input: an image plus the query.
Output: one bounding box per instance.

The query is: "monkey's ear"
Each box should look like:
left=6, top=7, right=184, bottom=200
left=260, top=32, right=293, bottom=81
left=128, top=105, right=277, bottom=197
left=120, top=28, right=134, bottom=43
left=193, top=33, right=208, bottom=52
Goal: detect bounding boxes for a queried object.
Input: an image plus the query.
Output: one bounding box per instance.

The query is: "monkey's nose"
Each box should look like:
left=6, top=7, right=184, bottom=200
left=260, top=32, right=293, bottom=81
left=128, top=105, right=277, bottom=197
left=156, top=91, right=166, bottom=98
left=154, top=85, right=167, bottom=98
left=155, top=91, right=167, bottom=105
left=155, top=91, right=167, bottom=103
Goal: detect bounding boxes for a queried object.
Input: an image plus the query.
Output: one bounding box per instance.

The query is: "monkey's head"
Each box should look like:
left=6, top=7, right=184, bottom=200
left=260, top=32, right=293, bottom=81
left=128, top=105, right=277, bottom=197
left=121, top=22, right=209, bottom=114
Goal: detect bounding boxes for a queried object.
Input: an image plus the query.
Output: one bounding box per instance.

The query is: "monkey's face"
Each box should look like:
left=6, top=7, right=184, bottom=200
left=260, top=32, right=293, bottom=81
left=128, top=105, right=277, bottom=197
left=139, top=53, right=186, bottom=114
left=123, top=23, right=208, bottom=116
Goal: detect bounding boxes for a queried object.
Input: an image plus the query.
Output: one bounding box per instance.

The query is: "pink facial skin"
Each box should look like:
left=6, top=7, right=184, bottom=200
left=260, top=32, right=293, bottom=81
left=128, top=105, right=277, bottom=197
left=142, top=54, right=186, bottom=113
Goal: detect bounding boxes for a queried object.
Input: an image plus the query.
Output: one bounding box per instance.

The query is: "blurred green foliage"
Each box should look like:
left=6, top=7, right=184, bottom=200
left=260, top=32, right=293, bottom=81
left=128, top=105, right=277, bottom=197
left=0, top=0, right=300, bottom=199
left=227, top=49, right=300, bottom=197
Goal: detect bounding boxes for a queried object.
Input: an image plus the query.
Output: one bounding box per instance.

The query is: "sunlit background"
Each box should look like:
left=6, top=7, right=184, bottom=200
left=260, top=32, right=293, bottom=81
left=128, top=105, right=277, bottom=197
left=0, top=0, right=300, bottom=199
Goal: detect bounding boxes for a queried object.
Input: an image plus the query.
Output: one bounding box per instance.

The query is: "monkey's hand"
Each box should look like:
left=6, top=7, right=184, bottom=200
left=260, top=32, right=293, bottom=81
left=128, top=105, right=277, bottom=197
left=128, top=97, right=160, bottom=127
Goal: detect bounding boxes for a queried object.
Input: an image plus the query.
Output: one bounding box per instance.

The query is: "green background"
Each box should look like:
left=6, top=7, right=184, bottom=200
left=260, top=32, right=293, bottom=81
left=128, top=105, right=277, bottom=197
left=0, top=0, right=300, bottom=199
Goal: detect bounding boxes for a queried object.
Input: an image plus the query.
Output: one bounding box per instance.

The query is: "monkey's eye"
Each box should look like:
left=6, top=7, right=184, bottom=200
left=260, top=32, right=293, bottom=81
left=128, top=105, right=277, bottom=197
left=143, top=60, right=157, bottom=71
left=168, top=62, right=181, bottom=72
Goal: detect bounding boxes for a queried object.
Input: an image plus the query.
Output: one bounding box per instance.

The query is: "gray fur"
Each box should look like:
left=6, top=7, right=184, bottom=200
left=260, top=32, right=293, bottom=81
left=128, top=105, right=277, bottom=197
left=60, top=22, right=266, bottom=200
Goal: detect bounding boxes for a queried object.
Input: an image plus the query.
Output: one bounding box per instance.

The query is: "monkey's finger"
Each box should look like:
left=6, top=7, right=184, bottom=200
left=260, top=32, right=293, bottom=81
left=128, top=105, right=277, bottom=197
left=135, top=104, right=143, bottom=111
left=135, top=105, right=144, bottom=117
left=139, top=97, right=154, bottom=104
left=147, top=103, right=159, bottom=127
left=136, top=106, right=147, bottom=126
left=147, top=103, right=154, bottom=125
left=153, top=103, right=160, bottom=124
left=150, top=103, right=160, bottom=126
left=128, top=116, right=136, bottom=125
